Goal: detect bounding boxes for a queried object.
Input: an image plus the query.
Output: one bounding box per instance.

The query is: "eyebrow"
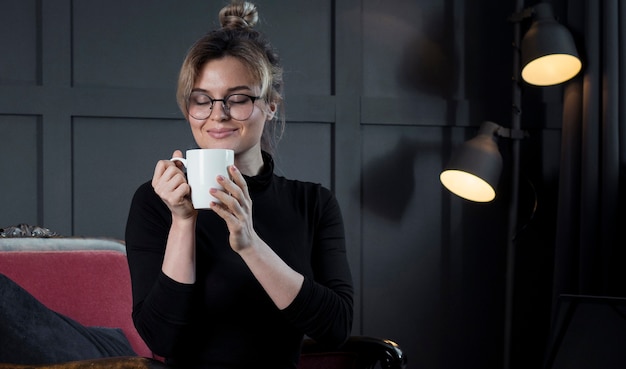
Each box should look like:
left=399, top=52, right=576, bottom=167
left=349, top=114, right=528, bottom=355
left=191, top=85, right=255, bottom=95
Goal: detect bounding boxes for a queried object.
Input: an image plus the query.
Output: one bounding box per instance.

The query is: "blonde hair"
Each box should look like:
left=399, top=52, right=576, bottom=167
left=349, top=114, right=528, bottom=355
left=177, top=0, right=285, bottom=153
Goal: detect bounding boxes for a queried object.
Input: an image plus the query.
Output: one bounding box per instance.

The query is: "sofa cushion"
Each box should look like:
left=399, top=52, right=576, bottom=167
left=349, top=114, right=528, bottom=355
left=0, top=241, right=151, bottom=358
left=0, top=238, right=126, bottom=253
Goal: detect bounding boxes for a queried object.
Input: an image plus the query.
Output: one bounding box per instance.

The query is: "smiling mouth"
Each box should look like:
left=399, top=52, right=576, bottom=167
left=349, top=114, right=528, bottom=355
left=208, top=129, right=237, bottom=139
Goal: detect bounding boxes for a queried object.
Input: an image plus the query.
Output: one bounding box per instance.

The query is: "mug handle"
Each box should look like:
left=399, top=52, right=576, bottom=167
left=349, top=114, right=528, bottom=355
left=170, top=157, right=187, bottom=170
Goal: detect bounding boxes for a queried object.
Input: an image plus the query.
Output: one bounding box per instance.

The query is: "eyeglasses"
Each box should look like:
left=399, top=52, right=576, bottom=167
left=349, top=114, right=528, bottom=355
left=187, top=92, right=260, bottom=121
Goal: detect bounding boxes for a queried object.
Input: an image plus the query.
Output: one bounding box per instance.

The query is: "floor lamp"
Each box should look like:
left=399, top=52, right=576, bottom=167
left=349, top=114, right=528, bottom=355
left=439, top=1, right=581, bottom=369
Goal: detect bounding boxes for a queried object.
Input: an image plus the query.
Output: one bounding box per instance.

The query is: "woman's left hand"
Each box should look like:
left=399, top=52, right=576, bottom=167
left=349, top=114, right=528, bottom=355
left=209, top=165, right=259, bottom=253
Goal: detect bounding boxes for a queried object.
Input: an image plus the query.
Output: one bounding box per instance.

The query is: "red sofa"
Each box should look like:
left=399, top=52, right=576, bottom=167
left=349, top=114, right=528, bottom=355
left=0, top=236, right=407, bottom=369
left=0, top=237, right=152, bottom=358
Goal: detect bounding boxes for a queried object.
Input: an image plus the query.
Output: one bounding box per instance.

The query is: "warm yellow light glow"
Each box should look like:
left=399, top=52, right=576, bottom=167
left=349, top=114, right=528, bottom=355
left=440, top=169, right=496, bottom=202
left=521, top=54, right=582, bottom=86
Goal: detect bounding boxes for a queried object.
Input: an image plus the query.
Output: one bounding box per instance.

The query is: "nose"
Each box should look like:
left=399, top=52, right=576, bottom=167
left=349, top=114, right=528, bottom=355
left=209, top=100, right=229, bottom=120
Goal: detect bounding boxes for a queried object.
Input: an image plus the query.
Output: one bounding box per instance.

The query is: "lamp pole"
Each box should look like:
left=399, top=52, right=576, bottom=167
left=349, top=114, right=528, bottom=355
left=504, top=1, right=524, bottom=368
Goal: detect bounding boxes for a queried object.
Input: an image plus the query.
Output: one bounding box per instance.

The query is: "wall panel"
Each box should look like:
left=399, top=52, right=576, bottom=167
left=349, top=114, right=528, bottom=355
left=361, top=124, right=447, bottom=367
left=274, top=122, right=332, bottom=188
left=72, top=116, right=193, bottom=238
left=362, top=0, right=448, bottom=98
left=0, top=115, right=40, bottom=227
left=0, top=1, right=38, bottom=85
left=72, top=1, right=209, bottom=89
left=259, top=2, right=332, bottom=97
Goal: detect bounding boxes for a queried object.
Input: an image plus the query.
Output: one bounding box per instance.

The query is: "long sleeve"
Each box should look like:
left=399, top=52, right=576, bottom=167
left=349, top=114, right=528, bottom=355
left=279, top=187, right=354, bottom=347
left=124, top=181, right=197, bottom=356
left=124, top=158, right=354, bottom=368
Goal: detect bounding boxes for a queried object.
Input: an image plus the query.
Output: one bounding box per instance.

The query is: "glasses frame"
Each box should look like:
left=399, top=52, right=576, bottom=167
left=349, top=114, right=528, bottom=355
left=186, top=93, right=260, bottom=121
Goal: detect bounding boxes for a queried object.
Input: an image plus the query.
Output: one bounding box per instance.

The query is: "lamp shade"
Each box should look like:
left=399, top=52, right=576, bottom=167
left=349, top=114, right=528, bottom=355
left=521, top=3, right=581, bottom=86
left=440, top=121, right=503, bottom=202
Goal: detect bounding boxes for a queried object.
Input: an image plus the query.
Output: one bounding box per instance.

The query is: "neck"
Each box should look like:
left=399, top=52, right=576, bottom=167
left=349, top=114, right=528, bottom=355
left=234, top=148, right=264, bottom=176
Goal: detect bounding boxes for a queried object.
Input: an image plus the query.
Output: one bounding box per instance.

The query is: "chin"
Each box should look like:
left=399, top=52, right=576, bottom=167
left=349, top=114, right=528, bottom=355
left=201, top=143, right=237, bottom=152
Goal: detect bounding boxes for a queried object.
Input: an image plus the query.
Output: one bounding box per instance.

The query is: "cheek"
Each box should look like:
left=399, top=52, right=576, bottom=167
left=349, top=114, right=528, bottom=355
left=247, top=112, right=267, bottom=134
left=242, top=119, right=264, bottom=137
left=188, top=120, right=205, bottom=140
left=188, top=119, right=203, bottom=131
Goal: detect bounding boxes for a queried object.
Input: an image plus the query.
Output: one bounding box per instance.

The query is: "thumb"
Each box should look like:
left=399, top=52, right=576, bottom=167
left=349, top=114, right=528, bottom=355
left=171, top=150, right=183, bottom=159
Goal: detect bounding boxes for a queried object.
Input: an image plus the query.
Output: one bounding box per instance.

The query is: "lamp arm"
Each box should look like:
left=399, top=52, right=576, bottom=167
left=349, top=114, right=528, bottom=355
left=495, top=127, right=529, bottom=140
left=475, top=121, right=528, bottom=141
left=508, top=7, right=534, bottom=23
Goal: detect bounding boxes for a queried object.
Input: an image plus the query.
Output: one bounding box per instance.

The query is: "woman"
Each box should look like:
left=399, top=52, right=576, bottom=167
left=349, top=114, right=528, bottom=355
left=124, top=1, right=354, bottom=368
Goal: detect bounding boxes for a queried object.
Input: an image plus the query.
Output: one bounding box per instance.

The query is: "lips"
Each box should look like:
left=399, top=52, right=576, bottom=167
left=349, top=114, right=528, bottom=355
left=208, top=128, right=237, bottom=139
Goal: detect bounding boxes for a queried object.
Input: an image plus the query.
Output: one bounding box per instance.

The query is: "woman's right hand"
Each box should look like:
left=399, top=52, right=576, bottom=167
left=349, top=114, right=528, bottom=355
left=152, top=150, right=197, bottom=219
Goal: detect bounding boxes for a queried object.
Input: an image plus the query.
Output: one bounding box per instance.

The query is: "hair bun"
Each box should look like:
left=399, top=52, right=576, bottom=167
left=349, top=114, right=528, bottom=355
left=219, top=1, right=259, bottom=29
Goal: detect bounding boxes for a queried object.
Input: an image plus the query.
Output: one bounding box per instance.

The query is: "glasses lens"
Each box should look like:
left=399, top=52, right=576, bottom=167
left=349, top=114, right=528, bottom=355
left=187, top=93, right=255, bottom=121
left=226, top=94, right=255, bottom=121
left=188, top=92, right=212, bottom=120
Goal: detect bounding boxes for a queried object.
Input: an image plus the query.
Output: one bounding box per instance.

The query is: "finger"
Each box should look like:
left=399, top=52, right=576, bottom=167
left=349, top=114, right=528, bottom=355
left=223, top=166, right=249, bottom=203
left=169, top=181, right=192, bottom=206
left=154, top=160, right=182, bottom=182
left=152, top=159, right=171, bottom=187
left=214, top=175, right=248, bottom=212
left=208, top=200, right=234, bottom=218
left=216, top=174, right=238, bottom=196
left=153, top=163, right=188, bottom=199
left=153, top=150, right=184, bottom=184
left=228, top=165, right=247, bottom=192
left=210, top=185, right=240, bottom=210
left=158, top=174, right=192, bottom=208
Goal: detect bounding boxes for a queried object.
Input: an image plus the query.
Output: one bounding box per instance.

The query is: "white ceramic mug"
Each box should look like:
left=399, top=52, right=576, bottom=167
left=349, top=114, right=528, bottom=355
left=170, top=149, right=234, bottom=209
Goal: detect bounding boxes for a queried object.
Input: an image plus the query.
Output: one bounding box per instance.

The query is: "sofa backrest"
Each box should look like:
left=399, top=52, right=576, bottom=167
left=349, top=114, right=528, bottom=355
left=0, top=238, right=152, bottom=358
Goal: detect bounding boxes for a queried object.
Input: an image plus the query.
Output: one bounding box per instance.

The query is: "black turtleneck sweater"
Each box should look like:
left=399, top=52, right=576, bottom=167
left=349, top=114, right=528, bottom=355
left=124, top=152, right=354, bottom=369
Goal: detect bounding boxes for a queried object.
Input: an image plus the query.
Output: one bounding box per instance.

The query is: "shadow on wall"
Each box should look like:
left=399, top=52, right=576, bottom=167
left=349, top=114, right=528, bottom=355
left=360, top=16, right=455, bottom=222
left=397, top=11, right=456, bottom=98
left=359, top=137, right=421, bottom=222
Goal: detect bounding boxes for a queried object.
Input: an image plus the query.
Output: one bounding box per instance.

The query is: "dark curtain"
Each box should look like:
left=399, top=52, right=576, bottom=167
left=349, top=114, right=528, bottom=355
left=542, top=1, right=626, bottom=366
left=541, top=2, right=626, bottom=366
left=553, top=0, right=626, bottom=304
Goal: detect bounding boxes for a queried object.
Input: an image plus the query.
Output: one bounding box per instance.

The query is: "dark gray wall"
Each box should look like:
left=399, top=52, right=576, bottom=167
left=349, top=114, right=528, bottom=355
left=0, top=1, right=566, bottom=368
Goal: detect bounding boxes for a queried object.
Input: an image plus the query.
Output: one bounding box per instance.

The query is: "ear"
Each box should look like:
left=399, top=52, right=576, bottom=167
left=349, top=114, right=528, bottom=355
left=266, top=102, right=277, bottom=121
